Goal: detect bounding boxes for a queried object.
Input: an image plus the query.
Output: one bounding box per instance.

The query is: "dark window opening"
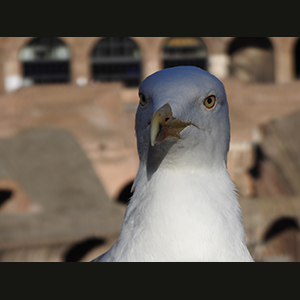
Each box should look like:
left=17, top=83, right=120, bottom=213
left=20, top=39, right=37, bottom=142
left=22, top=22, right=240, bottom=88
left=162, top=37, right=208, bottom=70
left=294, top=39, right=300, bottom=78
left=116, top=181, right=134, bottom=205
left=0, top=189, right=13, bottom=207
left=64, top=238, right=105, bottom=262
left=228, top=37, right=273, bottom=55
left=249, top=145, right=265, bottom=179
left=91, top=37, right=142, bottom=87
left=264, top=217, right=299, bottom=242
left=228, top=37, right=274, bottom=83
left=19, top=37, right=71, bottom=85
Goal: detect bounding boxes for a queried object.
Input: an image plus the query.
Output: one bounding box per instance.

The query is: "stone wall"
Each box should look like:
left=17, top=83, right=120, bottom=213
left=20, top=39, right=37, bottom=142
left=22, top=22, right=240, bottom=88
left=0, top=37, right=299, bottom=92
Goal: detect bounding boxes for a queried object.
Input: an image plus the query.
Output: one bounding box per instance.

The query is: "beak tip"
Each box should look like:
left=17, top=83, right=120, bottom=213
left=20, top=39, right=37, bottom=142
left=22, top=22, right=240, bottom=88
left=150, top=112, right=160, bottom=147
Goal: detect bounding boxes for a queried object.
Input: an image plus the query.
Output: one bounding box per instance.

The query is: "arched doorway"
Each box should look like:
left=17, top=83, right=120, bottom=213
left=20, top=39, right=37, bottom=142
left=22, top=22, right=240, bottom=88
left=64, top=238, right=105, bottom=262
left=162, top=37, right=208, bottom=70
left=19, top=37, right=71, bottom=85
left=294, top=38, right=300, bottom=79
left=228, top=37, right=274, bottom=83
left=91, top=37, right=142, bottom=87
left=116, top=181, right=134, bottom=205
left=0, top=189, right=13, bottom=209
left=0, top=179, right=32, bottom=214
left=264, top=217, right=299, bottom=242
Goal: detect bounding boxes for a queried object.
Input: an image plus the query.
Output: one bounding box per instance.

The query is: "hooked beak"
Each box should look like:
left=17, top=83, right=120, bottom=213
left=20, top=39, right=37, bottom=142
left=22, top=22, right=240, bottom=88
left=150, top=103, right=191, bottom=146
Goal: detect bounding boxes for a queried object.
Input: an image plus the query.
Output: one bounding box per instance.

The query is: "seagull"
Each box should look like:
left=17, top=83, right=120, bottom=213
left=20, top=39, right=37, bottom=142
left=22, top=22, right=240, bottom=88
left=92, top=66, right=253, bottom=262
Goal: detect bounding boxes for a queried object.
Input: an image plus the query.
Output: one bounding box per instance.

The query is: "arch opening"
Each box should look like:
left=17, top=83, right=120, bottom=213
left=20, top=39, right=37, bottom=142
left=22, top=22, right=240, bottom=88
left=19, top=37, right=71, bottom=85
left=91, top=37, right=142, bottom=87
left=0, top=189, right=14, bottom=209
left=64, top=238, right=105, bottom=262
left=116, top=181, right=134, bottom=205
left=162, top=37, right=208, bottom=70
left=294, top=38, right=300, bottom=79
left=228, top=37, right=274, bottom=83
left=264, top=217, right=299, bottom=242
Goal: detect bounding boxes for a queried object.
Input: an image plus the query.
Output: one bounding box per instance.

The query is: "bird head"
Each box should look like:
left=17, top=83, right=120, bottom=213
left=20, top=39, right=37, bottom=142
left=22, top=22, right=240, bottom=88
left=135, top=66, right=230, bottom=175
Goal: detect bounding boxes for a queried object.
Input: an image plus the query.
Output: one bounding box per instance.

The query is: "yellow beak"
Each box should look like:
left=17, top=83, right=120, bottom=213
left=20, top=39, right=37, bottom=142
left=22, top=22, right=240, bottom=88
left=150, top=103, right=191, bottom=146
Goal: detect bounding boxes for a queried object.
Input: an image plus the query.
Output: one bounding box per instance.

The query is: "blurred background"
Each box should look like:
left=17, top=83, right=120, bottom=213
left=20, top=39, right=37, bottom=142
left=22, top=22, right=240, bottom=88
left=0, top=37, right=300, bottom=262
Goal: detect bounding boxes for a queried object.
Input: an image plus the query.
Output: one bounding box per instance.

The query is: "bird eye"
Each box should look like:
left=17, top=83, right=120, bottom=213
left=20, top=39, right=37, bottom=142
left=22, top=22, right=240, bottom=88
left=139, top=93, right=147, bottom=107
left=204, top=95, right=216, bottom=109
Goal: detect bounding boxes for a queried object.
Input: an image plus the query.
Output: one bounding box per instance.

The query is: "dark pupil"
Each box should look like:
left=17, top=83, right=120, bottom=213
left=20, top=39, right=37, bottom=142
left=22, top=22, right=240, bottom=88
left=207, top=98, right=212, bottom=104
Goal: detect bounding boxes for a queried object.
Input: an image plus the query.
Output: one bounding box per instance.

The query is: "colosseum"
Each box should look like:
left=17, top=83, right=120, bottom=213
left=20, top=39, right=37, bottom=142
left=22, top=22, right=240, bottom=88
left=1, top=37, right=300, bottom=261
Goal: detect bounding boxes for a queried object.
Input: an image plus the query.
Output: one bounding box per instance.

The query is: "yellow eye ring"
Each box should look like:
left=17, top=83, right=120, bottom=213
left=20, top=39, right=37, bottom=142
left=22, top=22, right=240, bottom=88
left=204, top=95, right=216, bottom=109
left=139, top=93, right=147, bottom=107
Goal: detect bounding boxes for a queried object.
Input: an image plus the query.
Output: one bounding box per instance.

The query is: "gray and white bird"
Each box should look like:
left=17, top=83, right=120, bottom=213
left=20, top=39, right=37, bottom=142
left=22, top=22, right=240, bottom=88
left=92, top=66, right=253, bottom=262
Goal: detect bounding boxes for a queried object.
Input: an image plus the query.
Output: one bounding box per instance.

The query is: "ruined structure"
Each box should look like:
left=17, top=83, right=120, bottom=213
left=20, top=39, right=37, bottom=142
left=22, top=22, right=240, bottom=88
left=1, top=37, right=300, bottom=261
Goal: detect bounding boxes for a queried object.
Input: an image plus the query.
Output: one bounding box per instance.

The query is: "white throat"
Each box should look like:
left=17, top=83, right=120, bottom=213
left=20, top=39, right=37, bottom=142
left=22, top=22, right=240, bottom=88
left=103, top=165, right=253, bottom=262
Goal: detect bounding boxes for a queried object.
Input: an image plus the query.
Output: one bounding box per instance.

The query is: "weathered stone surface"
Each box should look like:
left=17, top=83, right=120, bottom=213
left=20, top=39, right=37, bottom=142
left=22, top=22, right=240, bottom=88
left=0, top=128, right=125, bottom=259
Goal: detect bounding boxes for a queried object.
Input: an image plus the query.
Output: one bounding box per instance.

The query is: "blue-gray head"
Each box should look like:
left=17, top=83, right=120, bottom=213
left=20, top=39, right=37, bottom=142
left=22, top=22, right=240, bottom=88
left=135, top=66, right=230, bottom=173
